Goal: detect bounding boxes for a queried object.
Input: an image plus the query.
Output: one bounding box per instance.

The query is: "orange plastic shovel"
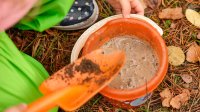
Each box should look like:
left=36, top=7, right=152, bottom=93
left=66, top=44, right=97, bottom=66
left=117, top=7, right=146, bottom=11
left=25, top=49, right=125, bottom=112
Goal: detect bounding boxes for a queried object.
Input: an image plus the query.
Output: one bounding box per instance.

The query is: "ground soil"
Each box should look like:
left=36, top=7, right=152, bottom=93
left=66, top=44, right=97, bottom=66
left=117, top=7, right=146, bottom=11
left=75, top=58, right=102, bottom=74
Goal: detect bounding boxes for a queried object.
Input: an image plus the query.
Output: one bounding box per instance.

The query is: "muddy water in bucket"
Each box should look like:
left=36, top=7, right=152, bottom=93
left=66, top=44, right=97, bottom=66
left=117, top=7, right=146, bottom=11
left=101, top=36, right=159, bottom=89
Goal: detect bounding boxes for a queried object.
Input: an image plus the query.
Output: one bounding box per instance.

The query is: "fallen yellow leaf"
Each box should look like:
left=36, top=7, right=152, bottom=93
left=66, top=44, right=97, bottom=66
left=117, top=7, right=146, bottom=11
left=185, top=9, right=200, bottom=28
left=168, top=46, right=185, bottom=66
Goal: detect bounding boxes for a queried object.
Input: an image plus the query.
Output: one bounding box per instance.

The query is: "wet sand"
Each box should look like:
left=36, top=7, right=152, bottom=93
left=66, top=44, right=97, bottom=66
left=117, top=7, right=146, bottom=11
left=101, top=36, right=159, bottom=89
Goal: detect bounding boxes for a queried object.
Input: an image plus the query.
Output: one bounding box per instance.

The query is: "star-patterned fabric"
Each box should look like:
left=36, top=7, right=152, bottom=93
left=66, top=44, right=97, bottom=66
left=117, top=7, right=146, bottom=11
left=60, top=0, right=94, bottom=26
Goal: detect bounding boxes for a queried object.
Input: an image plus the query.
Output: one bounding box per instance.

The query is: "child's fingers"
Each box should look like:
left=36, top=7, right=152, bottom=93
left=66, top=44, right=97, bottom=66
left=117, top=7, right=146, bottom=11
left=4, top=104, right=27, bottom=112
left=119, top=0, right=131, bottom=18
left=130, top=0, right=144, bottom=15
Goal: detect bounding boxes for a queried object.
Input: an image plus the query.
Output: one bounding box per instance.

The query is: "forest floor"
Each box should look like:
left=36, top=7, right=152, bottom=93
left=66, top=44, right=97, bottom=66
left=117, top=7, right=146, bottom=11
left=8, top=0, right=200, bottom=112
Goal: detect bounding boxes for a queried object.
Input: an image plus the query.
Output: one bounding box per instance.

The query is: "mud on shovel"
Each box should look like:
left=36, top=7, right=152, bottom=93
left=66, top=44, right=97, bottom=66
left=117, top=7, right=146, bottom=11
left=25, top=49, right=125, bottom=112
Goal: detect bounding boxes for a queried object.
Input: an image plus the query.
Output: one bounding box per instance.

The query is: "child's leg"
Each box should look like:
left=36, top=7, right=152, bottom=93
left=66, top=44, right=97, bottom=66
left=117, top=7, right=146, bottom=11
left=0, top=32, right=56, bottom=111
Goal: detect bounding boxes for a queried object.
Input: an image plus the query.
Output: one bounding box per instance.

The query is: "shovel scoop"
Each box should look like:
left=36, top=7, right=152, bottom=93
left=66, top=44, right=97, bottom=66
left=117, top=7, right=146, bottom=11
left=26, top=49, right=125, bottom=112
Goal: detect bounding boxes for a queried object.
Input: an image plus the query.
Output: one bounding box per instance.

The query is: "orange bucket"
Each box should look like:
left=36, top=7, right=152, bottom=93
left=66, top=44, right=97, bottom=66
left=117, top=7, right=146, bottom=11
left=81, top=18, right=168, bottom=109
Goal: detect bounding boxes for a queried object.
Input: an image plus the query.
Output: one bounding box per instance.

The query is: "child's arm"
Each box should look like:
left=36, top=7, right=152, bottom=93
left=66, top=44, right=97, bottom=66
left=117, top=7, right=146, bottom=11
left=107, top=0, right=144, bottom=18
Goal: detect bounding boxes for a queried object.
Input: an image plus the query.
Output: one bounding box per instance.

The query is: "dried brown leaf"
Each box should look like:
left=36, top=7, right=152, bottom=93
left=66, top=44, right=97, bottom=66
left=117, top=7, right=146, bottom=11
left=159, top=8, right=184, bottom=20
left=170, top=89, right=190, bottom=109
left=162, top=98, right=171, bottom=107
left=144, top=0, right=161, bottom=9
left=160, top=88, right=173, bottom=98
left=182, top=89, right=190, bottom=98
left=170, top=96, right=181, bottom=109
left=186, top=43, right=200, bottom=63
left=181, top=74, right=193, bottom=84
left=168, top=46, right=185, bottom=66
left=179, top=93, right=189, bottom=104
left=160, top=88, right=173, bottom=107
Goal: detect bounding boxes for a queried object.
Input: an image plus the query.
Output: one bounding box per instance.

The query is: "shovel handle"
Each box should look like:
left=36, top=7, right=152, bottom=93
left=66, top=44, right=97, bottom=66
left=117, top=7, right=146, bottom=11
left=26, top=85, right=88, bottom=112
left=25, top=93, right=58, bottom=112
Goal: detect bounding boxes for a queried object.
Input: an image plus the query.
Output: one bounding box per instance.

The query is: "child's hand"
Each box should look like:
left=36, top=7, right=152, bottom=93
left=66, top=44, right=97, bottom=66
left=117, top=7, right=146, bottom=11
left=4, top=104, right=27, bottom=112
left=107, top=0, right=144, bottom=18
